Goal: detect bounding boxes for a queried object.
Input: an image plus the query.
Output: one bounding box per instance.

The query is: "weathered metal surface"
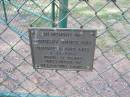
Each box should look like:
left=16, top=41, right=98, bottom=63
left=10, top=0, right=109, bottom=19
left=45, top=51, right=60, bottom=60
left=29, top=28, right=96, bottom=71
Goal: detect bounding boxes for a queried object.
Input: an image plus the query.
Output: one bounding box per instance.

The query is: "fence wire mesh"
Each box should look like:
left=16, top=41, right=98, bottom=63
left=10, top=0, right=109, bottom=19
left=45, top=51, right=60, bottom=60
left=0, top=0, right=130, bottom=97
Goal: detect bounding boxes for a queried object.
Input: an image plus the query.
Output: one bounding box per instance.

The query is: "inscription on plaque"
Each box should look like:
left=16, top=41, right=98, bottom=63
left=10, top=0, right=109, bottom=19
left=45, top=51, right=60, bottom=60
left=29, top=28, right=96, bottom=70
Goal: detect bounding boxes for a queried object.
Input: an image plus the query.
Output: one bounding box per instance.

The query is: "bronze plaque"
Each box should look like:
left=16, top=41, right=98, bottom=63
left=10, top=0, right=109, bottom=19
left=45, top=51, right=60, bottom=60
left=29, top=28, right=96, bottom=71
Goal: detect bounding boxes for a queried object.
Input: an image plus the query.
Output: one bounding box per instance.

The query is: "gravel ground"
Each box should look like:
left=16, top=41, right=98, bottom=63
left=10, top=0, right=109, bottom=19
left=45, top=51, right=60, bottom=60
left=0, top=21, right=130, bottom=97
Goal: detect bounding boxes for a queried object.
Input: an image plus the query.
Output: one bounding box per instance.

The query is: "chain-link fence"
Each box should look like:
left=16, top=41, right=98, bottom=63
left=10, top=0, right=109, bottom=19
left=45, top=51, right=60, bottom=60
left=0, top=0, right=130, bottom=97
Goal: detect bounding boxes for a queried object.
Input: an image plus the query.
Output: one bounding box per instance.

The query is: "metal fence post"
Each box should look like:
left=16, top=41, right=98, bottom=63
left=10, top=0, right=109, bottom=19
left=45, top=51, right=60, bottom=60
left=51, top=0, right=56, bottom=27
left=2, top=0, right=8, bottom=24
left=59, top=0, right=68, bottom=28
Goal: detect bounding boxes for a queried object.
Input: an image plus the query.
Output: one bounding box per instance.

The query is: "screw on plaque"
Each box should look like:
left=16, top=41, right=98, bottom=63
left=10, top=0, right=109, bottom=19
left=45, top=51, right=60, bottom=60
left=55, top=70, right=58, bottom=72
left=76, top=71, right=80, bottom=73
left=31, top=29, right=36, bottom=35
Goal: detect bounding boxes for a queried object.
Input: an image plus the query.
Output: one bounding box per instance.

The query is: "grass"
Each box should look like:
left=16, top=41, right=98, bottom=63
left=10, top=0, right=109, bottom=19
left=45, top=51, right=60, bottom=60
left=2, top=0, right=130, bottom=55
left=31, top=3, right=124, bottom=26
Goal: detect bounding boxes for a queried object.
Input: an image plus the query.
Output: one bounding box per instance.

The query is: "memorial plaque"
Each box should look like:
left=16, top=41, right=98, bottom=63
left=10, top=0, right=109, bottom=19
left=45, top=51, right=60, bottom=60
left=29, top=28, right=96, bottom=71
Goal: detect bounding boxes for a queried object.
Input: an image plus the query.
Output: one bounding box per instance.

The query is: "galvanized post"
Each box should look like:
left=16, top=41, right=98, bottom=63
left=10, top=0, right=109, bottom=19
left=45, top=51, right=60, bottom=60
left=2, top=0, right=8, bottom=24
left=51, top=0, right=56, bottom=27
left=59, top=0, right=68, bottom=28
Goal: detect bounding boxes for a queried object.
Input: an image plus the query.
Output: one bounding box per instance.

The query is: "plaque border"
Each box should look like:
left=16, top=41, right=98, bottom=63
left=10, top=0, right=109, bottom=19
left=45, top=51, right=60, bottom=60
left=28, top=28, right=97, bottom=71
